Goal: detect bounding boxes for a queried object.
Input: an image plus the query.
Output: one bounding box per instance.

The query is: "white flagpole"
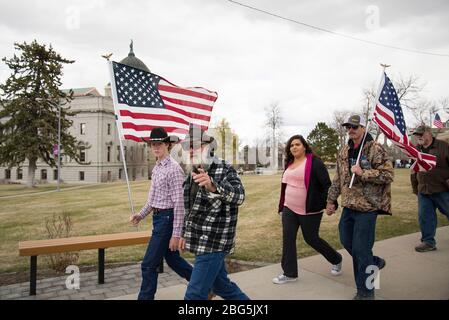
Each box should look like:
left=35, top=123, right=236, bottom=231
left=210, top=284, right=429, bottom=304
left=349, top=63, right=389, bottom=188
left=107, top=61, right=137, bottom=226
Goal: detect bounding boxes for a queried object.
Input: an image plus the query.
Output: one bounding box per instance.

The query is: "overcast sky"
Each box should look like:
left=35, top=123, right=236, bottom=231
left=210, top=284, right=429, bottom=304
left=1, top=0, right=448, bottom=145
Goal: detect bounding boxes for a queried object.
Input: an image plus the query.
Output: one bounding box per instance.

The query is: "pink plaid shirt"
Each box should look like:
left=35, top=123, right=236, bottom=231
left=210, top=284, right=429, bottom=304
left=138, top=155, right=185, bottom=237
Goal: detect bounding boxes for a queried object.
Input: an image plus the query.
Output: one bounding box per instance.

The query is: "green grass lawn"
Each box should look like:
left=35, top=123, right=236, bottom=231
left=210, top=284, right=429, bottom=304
left=0, top=169, right=448, bottom=274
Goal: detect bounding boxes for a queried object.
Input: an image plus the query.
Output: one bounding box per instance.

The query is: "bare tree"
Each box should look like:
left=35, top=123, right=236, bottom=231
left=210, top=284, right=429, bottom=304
left=361, top=87, right=376, bottom=122
left=360, top=87, right=383, bottom=142
left=412, top=98, right=449, bottom=128
left=395, top=74, right=425, bottom=112
left=265, top=102, right=283, bottom=170
left=441, top=98, right=449, bottom=115
left=332, top=109, right=351, bottom=150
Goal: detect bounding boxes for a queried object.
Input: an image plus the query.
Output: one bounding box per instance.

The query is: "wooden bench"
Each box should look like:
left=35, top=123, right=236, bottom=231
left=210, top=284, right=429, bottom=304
left=19, top=231, right=154, bottom=295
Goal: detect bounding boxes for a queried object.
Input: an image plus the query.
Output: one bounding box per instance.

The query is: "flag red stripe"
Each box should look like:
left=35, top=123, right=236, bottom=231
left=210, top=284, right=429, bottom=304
left=160, top=95, right=213, bottom=112
left=158, top=85, right=218, bottom=102
left=122, top=122, right=208, bottom=132
left=165, top=105, right=211, bottom=122
left=375, top=104, right=394, bottom=125
left=375, top=116, right=405, bottom=144
left=123, top=135, right=144, bottom=142
left=122, top=123, right=189, bottom=133
left=123, top=133, right=184, bottom=142
left=119, top=110, right=188, bottom=126
left=374, top=114, right=394, bottom=139
left=421, top=153, right=437, bottom=160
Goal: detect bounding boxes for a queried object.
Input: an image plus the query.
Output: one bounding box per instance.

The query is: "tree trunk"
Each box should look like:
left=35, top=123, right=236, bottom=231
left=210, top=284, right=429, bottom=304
left=272, top=130, right=277, bottom=170
left=27, top=158, right=37, bottom=188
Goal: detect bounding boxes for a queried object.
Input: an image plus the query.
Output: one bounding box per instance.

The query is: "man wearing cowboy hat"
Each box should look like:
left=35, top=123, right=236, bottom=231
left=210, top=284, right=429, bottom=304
left=130, top=127, right=193, bottom=300
left=179, top=124, right=249, bottom=300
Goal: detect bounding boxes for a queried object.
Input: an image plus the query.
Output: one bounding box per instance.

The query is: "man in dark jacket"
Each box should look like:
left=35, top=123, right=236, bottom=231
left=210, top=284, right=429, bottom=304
left=411, top=125, right=449, bottom=252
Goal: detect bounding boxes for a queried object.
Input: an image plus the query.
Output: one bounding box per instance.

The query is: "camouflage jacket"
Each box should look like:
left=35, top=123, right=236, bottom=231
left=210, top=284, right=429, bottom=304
left=327, top=134, right=394, bottom=215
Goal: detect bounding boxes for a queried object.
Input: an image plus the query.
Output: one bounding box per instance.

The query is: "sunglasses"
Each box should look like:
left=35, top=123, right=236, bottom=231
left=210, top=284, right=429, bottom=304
left=345, top=125, right=360, bottom=130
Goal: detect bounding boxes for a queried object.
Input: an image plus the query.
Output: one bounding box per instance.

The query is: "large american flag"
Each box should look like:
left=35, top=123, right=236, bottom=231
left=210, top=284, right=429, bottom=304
left=433, top=113, right=444, bottom=129
left=109, top=61, right=217, bottom=142
left=373, top=72, right=436, bottom=172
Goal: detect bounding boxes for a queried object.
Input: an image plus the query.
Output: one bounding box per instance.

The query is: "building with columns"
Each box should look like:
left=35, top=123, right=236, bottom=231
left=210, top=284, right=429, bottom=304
left=0, top=44, right=156, bottom=184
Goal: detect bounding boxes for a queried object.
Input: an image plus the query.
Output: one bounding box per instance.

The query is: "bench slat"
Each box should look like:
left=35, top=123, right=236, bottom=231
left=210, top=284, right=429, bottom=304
left=19, top=231, right=150, bottom=256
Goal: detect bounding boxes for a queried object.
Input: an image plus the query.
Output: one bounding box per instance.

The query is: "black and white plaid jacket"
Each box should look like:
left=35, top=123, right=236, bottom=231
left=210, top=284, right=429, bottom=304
left=182, top=158, right=245, bottom=255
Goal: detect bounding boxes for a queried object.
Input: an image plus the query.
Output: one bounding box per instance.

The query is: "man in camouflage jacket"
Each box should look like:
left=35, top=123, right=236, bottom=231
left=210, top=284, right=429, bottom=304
left=326, top=114, right=394, bottom=300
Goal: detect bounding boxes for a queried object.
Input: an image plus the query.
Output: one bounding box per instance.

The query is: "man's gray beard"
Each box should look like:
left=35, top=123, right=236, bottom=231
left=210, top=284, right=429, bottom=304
left=185, top=148, right=211, bottom=173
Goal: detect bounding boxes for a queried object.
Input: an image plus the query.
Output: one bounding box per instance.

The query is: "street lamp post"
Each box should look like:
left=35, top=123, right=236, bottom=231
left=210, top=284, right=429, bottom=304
left=57, top=105, right=61, bottom=192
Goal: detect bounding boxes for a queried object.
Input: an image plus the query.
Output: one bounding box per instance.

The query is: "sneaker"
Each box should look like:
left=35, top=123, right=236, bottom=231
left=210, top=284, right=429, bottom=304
left=208, top=291, right=216, bottom=300
left=353, top=292, right=375, bottom=300
left=376, top=257, right=386, bottom=270
left=272, top=274, right=297, bottom=284
left=331, top=262, right=342, bottom=276
left=415, top=242, right=436, bottom=252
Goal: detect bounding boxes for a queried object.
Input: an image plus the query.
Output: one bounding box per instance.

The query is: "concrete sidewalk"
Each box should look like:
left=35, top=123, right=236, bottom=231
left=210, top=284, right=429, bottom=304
left=112, top=226, right=449, bottom=300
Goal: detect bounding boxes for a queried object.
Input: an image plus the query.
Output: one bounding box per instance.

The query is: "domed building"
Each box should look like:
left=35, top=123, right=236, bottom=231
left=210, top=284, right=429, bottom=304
left=120, top=40, right=150, bottom=72
left=0, top=42, right=156, bottom=184
left=104, top=41, right=150, bottom=98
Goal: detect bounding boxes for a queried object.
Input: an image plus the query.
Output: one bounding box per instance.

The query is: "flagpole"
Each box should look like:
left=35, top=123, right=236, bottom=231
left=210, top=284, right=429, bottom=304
left=107, top=61, right=137, bottom=227
left=349, top=63, right=390, bottom=188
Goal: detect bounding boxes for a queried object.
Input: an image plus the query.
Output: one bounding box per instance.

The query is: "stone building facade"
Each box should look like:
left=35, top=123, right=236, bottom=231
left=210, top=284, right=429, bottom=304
left=0, top=45, right=156, bottom=184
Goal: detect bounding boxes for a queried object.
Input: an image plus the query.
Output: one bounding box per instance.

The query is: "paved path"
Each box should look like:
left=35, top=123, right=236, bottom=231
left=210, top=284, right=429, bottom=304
left=0, top=263, right=187, bottom=300
left=2, top=227, right=448, bottom=300
left=114, top=226, right=449, bottom=300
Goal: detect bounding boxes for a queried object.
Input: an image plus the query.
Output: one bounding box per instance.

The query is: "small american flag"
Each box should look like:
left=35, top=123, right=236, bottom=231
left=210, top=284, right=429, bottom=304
left=373, top=72, right=436, bottom=172
left=433, top=113, right=444, bottom=129
left=109, top=61, right=217, bottom=142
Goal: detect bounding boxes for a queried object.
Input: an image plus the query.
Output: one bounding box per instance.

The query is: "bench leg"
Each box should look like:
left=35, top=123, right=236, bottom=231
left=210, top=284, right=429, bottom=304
left=98, top=249, right=105, bottom=284
left=30, top=256, right=37, bottom=296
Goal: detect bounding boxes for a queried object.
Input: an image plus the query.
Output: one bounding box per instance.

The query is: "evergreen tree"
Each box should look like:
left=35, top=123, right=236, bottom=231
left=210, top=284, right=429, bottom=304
left=307, top=122, right=339, bottom=163
left=0, top=40, right=82, bottom=187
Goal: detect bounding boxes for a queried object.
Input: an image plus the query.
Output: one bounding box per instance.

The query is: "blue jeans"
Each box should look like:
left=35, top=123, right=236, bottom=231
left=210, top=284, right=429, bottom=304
left=184, top=251, right=250, bottom=300
left=138, top=209, right=193, bottom=300
left=339, top=208, right=382, bottom=295
left=418, top=192, right=449, bottom=247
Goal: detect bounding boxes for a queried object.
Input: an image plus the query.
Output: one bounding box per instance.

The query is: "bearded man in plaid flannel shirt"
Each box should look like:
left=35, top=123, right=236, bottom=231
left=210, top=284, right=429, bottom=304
left=179, top=124, right=250, bottom=300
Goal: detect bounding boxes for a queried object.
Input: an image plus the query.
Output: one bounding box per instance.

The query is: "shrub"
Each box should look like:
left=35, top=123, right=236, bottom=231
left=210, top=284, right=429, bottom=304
left=44, top=212, right=79, bottom=273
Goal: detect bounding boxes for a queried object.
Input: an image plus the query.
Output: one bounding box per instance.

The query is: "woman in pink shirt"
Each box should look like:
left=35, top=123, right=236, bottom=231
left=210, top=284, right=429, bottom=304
left=273, top=135, right=343, bottom=284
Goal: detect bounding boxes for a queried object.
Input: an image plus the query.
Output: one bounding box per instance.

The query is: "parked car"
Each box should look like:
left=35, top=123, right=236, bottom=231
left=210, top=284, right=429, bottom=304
left=255, top=167, right=263, bottom=175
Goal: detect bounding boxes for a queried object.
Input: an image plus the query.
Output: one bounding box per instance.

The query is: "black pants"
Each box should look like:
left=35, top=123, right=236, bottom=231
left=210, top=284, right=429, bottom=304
left=281, top=207, right=342, bottom=278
